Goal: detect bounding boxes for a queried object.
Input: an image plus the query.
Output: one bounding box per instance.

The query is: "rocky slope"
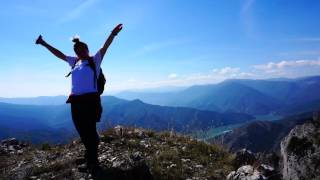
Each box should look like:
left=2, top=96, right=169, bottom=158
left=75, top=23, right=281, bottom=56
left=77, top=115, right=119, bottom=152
left=0, top=127, right=234, bottom=180
left=225, top=111, right=320, bottom=180
left=280, top=112, right=320, bottom=180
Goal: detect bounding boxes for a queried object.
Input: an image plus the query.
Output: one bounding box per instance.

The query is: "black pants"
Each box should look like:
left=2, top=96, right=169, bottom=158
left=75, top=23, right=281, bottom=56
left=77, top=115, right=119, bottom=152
left=71, top=101, right=101, bottom=165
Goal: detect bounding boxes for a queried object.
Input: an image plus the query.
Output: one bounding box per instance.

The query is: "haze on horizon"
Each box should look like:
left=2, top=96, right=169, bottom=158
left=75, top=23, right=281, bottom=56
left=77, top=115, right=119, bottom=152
left=0, top=0, right=320, bottom=97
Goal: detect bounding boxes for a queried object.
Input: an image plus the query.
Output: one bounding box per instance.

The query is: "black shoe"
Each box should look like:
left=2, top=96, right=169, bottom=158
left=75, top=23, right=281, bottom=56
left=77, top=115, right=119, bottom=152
left=88, top=163, right=102, bottom=176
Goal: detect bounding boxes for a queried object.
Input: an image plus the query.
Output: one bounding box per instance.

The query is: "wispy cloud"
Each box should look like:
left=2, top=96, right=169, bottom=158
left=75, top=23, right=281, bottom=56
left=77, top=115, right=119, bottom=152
left=56, top=0, right=99, bottom=24
left=241, top=0, right=255, bottom=13
left=292, top=38, right=320, bottom=42
left=240, top=0, right=257, bottom=38
left=127, top=38, right=191, bottom=58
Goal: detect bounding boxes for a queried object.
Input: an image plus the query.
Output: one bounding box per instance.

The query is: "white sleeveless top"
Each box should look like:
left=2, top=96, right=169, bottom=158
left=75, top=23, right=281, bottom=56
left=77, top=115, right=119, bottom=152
left=66, top=51, right=102, bottom=95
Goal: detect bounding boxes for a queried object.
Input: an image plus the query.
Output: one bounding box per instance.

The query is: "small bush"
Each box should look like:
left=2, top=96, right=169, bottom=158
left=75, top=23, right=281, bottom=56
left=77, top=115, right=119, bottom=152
left=41, top=143, right=51, bottom=151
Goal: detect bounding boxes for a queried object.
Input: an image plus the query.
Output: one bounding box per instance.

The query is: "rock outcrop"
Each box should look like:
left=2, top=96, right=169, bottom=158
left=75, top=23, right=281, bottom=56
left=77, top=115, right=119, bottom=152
left=227, top=165, right=265, bottom=180
left=280, top=112, right=320, bottom=180
left=0, top=138, right=29, bottom=155
left=227, top=149, right=280, bottom=180
left=232, top=149, right=256, bottom=168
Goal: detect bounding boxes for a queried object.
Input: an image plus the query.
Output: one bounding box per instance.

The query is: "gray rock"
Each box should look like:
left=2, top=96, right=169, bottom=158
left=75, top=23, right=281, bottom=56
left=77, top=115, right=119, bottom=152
left=233, top=149, right=256, bottom=168
left=1, top=138, right=19, bottom=146
left=280, top=119, right=320, bottom=180
left=313, top=111, right=320, bottom=122
left=227, top=165, right=265, bottom=180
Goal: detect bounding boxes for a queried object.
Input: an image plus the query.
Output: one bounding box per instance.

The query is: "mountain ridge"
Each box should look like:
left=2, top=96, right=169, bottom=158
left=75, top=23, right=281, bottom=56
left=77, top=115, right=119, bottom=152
left=210, top=112, right=313, bottom=153
left=117, top=75, right=320, bottom=115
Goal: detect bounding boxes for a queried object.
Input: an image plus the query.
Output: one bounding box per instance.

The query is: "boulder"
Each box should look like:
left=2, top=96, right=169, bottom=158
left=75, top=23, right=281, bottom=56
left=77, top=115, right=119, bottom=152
left=280, top=118, right=320, bottom=180
left=96, top=154, right=153, bottom=180
left=227, top=165, right=265, bottom=180
left=233, top=149, right=256, bottom=168
left=0, top=138, right=29, bottom=155
left=1, top=138, right=19, bottom=146
left=313, top=111, right=320, bottom=122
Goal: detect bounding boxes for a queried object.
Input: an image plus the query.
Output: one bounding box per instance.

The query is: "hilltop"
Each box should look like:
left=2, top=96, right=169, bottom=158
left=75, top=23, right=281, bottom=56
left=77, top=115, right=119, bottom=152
left=0, top=127, right=234, bottom=180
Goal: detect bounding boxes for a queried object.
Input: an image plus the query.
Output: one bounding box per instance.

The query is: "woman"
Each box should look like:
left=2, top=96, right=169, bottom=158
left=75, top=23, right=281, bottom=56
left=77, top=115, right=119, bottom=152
left=35, top=24, right=123, bottom=173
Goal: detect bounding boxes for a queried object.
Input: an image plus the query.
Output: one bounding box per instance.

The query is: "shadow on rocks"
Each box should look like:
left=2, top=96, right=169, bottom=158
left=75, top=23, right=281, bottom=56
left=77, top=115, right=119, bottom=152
left=93, top=162, right=154, bottom=180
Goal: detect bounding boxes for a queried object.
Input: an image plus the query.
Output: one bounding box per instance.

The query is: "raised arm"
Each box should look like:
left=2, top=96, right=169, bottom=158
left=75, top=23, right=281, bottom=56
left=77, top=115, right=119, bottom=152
left=99, top=24, right=123, bottom=60
left=35, top=35, right=67, bottom=61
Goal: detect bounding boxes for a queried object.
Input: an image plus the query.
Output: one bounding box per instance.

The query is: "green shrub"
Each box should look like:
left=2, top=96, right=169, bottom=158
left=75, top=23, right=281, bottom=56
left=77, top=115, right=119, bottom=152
left=41, top=143, right=51, bottom=151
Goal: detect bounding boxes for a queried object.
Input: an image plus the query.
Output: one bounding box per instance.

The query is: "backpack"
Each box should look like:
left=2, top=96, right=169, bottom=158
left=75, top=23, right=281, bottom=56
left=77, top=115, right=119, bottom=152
left=88, top=58, right=106, bottom=95
left=66, top=57, right=106, bottom=95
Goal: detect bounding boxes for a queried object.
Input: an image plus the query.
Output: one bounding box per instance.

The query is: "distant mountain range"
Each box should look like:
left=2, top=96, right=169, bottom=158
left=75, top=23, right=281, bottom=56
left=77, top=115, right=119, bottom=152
left=0, top=96, right=254, bottom=144
left=0, top=96, right=67, bottom=105
left=101, top=98, right=254, bottom=132
left=210, top=112, right=313, bottom=153
left=0, top=102, right=75, bottom=144
left=116, top=76, right=320, bottom=115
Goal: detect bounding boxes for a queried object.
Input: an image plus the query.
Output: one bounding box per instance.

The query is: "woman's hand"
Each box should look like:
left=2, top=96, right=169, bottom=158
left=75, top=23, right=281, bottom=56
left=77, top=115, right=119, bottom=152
left=111, top=24, right=123, bottom=36
left=35, top=35, right=45, bottom=45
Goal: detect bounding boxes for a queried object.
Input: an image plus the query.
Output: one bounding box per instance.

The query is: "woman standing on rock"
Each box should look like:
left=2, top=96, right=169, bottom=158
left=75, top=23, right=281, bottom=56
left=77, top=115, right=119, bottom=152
left=35, top=24, right=123, bottom=174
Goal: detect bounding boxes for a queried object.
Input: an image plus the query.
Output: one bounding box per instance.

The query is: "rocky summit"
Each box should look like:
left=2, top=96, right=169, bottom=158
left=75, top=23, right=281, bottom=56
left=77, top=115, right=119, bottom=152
left=0, top=127, right=234, bottom=180
left=2, top=112, right=320, bottom=180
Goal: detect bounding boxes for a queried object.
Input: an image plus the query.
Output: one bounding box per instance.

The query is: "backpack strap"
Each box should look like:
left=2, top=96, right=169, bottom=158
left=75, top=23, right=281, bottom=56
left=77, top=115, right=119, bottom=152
left=87, top=57, right=98, bottom=89
left=65, top=59, right=79, bottom=77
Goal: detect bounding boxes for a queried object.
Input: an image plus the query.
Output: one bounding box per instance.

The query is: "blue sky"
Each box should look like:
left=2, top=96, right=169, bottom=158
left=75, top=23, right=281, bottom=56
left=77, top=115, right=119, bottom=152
left=0, top=0, right=320, bottom=97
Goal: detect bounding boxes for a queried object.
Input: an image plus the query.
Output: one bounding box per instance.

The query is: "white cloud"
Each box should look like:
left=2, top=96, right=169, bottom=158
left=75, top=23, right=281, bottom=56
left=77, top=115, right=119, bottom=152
left=168, top=73, right=178, bottom=79
left=254, top=60, right=320, bottom=70
left=239, top=72, right=255, bottom=77
left=108, top=59, right=320, bottom=93
left=213, top=67, right=240, bottom=75
left=252, top=59, right=320, bottom=78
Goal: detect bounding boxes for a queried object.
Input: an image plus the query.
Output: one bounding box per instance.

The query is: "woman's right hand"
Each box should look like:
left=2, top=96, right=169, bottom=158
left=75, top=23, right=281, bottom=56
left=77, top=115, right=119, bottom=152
left=111, top=24, right=123, bottom=36
left=35, top=35, right=44, bottom=45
